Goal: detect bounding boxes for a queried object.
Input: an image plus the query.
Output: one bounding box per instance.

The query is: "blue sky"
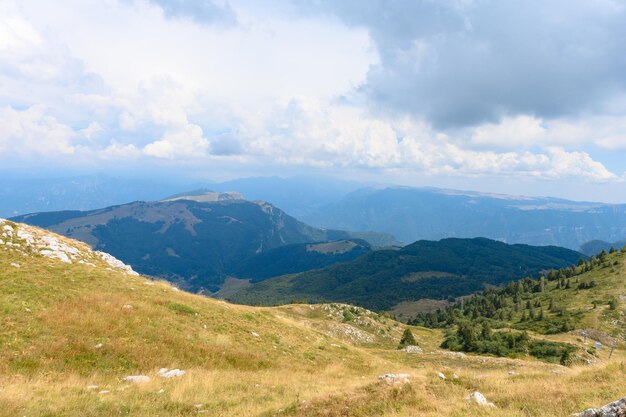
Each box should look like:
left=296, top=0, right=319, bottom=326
left=2, top=0, right=626, bottom=202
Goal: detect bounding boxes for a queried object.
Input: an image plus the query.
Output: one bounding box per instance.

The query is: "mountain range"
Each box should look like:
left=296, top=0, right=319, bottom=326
left=11, top=191, right=392, bottom=293
left=302, top=186, right=626, bottom=250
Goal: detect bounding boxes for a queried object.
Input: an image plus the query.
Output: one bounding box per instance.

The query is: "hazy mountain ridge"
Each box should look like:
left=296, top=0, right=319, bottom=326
left=302, top=186, right=626, bottom=249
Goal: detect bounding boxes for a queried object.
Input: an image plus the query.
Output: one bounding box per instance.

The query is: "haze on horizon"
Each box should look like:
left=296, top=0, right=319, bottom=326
left=2, top=0, right=626, bottom=203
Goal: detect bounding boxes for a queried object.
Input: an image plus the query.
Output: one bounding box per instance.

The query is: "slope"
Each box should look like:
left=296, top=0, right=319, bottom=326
left=303, top=186, right=626, bottom=249
left=10, top=194, right=380, bottom=293
left=229, top=237, right=584, bottom=311
left=1, top=220, right=624, bottom=417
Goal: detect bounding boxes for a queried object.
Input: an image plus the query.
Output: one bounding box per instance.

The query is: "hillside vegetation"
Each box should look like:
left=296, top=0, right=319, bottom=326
left=1, top=220, right=624, bottom=417
left=229, top=237, right=583, bottom=311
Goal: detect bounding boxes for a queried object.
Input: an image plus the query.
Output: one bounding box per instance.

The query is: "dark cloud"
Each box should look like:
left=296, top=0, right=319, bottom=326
left=149, top=0, right=236, bottom=25
left=297, top=0, right=626, bottom=128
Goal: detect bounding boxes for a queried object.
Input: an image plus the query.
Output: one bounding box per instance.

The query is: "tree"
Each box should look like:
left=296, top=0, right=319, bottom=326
left=398, top=328, right=417, bottom=348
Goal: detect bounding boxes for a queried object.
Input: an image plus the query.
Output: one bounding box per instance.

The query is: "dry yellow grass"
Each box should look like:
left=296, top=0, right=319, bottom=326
left=1, top=222, right=624, bottom=416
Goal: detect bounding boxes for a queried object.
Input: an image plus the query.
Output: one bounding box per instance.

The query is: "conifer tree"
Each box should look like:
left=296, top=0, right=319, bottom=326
left=398, top=328, right=417, bottom=348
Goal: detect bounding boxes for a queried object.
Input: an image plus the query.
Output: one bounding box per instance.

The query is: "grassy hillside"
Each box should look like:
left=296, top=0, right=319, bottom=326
left=1, top=220, right=624, bottom=417
left=229, top=238, right=584, bottom=311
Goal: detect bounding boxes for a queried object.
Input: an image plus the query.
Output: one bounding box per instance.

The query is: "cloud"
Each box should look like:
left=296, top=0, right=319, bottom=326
left=0, top=105, right=76, bottom=156
left=146, top=0, right=236, bottom=25
left=298, top=0, right=626, bottom=128
left=143, top=123, right=209, bottom=159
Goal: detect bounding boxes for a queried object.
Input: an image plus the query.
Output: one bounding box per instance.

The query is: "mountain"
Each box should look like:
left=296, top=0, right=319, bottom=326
left=580, top=239, right=626, bottom=256
left=302, top=186, right=626, bottom=249
left=228, top=237, right=584, bottom=311
left=10, top=192, right=393, bottom=292
left=211, top=175, right=366, bottom=218
left=230, top=239, right=372, bottom=282
left=1, top=219, right=623, bottom=416
left=0, top=174, right=197, bottom=218
left=412, top=247, right=625, bottom=362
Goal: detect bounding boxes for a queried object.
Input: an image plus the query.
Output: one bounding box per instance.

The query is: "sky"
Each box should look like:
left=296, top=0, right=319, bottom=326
left=2, top=0, right=626, bottom=202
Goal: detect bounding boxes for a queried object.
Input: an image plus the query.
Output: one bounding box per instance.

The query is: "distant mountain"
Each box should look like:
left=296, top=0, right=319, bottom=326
left=211, top=175, right=366, bottom=218
left=0, top=174, right=197, bottom=218
left=302, top=186, right=626, bottom=249
left=228, top=237, right=584, bottom=311
left=580, top=239, right=626, bottom=256
left=11, top=192, right=392, bottom=292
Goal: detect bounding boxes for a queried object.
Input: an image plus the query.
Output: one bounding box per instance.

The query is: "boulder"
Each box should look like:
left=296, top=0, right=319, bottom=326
left=467, top=391, right=496, bottom=408
left=159, top=368, right=186, bottom=378
left=123, top=375, right=150, bottom=384
left=572, top=398, right=626, bottom=417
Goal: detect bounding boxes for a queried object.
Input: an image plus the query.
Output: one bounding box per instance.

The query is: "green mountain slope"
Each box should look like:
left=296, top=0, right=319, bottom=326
left=228, top=237, right=584, bottom=311
left=10, top=194, right=390, bottom=293
left=411, top=248, right=625, bottom=362
left=232, top=239, right=372, bottom=282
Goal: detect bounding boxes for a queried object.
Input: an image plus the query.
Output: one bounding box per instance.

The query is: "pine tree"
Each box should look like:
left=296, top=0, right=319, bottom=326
left=398, top=328, right=417, bottom=348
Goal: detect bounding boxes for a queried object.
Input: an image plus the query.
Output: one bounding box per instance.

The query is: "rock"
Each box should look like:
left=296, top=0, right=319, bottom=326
left=86, top=385, right=99, bottom=390
left=572, top=398, right=626, bottom=417
left=404, top=345, right=423, bottom=353
left=99, top=390, right=110, bottom=395
left=452, top=373, right=459, bottom=379
left=159, top=368, right=186, bottom=378
left=94, top=343, right=103, bottom=349
left=251, top=331, right=260, bottom=337
left=122, top=304, right=133, bottom=310
left=95, top=251, right=139, bottom=275
left=10, top=262, right=20, bottom=268
left=467, top=391, right=496, bottom=408
left=378, top=373, right=410, bottom=384
left=437, top=372, right=447, bottom=380
left=123, top=375, right=150, bottom=383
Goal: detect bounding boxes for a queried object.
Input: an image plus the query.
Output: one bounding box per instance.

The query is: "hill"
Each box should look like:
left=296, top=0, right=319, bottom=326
left=228, top=237, right=584, bottom=311
left=11, top=193, right=394, bottom=293
left=1, top=219, right=624, bottom=416
left=580, top=239, right=626, bottom=256
left=231, top=239, right=372, bottom=282
left=303, top=186, right=626, bottom=249
left=411, top=247, right=625, bottom=363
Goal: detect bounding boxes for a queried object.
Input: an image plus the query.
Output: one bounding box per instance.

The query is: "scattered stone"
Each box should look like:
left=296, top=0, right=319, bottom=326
left=158, top=368, right=186, bottom=378
left=378, top=373, right=410, bottom=384
left=467, top=391, right=496, bottom=408
left=452, top=373, right=460, bottom=379
left=193, top=404, right=204, bottom=409
left=437, top=372, right=447, bottom=380
left=10, top=262, right=20, bottom=268
left=251, top=331, right=260, bottom=337
left=404, top=345, right=423, bottom=353
left=157, top=389, right=165, bottom=394
left=99, top=390, right=110, bottom=395
left=86, top=385, right=99, bottom=390
left=123, top=375, right=150, bottom=384
left=94, top=343, right=103, bottom=349
left=508, top=371, right=517, bottom=376
left=572, top=398, right=626, bottom=417
left=122, top=304, right=133, bottom=310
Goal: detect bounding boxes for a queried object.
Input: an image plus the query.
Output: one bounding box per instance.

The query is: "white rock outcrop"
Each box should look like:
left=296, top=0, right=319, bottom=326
left=158, top=368, right=186, bottom=378
left=378, top=373, right=410, bottom=384
left=572, top=398, right=626, bottom=417
left=467, top=391, right=496, bottom=408
left=0, top=219, right=138, bottom=275
left=404, top=345, right=423, bottom=353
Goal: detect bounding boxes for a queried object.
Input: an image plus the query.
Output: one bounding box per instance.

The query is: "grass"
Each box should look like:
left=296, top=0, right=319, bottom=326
left=1, top=223, right=625, bottom=416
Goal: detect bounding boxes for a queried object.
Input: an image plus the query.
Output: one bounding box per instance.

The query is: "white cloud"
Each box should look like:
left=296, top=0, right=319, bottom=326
left=143, top=123, right=209, bottom=159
